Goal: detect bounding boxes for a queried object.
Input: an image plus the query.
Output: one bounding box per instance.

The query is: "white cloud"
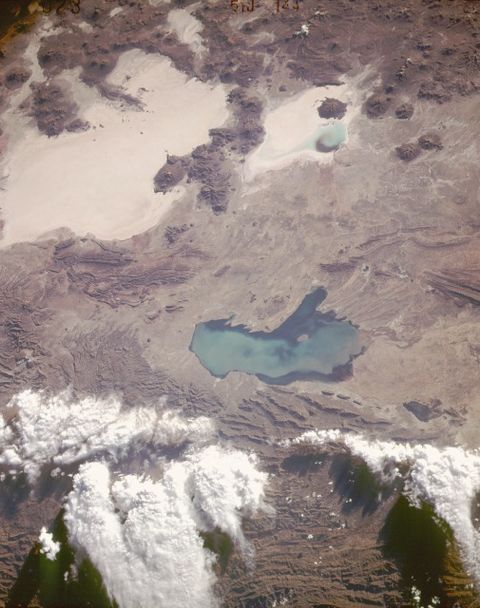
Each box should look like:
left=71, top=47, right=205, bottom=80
left=289, top=429, right=480, bottom=581
left=0, top=390, right=270, bottom=607
left=0, top=390, right=271, bottom=607
left=38, top=526, right=60, bottom=560
left=0, top=390, right=213, bottom=481
left=65, top=446, right=269, bottom=608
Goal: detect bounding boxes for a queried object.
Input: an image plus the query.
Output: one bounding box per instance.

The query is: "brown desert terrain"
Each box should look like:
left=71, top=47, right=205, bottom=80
left=1, top=0, right=480, bottom=606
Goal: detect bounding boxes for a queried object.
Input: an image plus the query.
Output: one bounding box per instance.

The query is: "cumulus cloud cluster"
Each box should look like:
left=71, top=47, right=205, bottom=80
left=65, top=447, right=268, bottom=608
left=0, top=389, right=269, bottom=608
left=38, top=526, right=61, bottom=561
left=0, top=389, right=213, bottom=481
left=288, top=429, right=480, bottom=581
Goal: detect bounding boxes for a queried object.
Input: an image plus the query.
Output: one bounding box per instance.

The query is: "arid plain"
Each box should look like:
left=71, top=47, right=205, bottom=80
left=1, top=0, right=480, bottom=606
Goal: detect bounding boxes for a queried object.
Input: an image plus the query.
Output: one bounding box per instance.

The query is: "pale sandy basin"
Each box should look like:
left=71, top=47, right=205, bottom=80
left=0, top=48, right=229, bottom=246
left=244, top=82, right=360, bottom=181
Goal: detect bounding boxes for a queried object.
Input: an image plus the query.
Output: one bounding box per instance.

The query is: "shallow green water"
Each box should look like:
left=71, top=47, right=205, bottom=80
left=258, top=120, right=347, bottom=163
left=307, top=121, right=347, bottom=151
left=190, top=288, right=361, bottom=384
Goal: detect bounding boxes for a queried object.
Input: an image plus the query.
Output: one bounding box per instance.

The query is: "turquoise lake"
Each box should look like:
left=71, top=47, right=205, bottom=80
left=190, top=288, right=362, bottom=384
left=257, top=121, right=347, bottom=163
left=313, top=121, right=347, bottom=150
left=292, top=122, right=347, bottom=155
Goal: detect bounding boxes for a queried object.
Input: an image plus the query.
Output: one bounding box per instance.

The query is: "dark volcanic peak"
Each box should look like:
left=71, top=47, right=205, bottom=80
left=3, top=65, right=31, bottom=90
left=152, top=87, right=265, bottom=213
left=364, top=93, right=391, bottom=118
left=395, top=142, right=422, bottom=162
left=395, top=102, right=414, bottom=119
left=154, top=155, right=187, bottom=195
left=27, top=79, right=79, bottom=137
left=418, top=132, right=443, bottom=151
left=317, top=97, right=347, bottom=119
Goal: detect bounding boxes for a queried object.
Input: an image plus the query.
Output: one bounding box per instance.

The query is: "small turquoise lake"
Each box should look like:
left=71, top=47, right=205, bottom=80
left=190, top=288, right=362, bottom=385
left=314, top=122, right=347, bottom=151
